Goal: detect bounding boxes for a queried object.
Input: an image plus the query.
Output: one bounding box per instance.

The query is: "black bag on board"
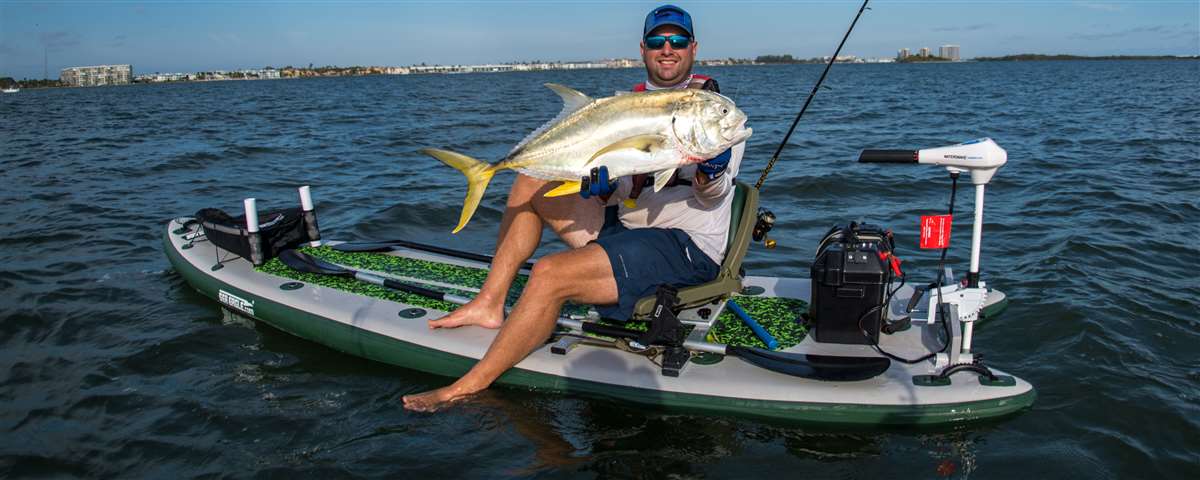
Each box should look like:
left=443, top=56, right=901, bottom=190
left=194, top=207, right=311, bottom=265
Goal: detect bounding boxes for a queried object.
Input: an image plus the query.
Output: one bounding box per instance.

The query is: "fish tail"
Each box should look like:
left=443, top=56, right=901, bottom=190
left=420, top=148, right=497, bottom=234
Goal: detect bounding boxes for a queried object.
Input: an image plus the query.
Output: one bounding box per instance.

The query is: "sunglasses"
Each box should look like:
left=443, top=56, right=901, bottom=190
left=644, top=34, right=691, bottom=50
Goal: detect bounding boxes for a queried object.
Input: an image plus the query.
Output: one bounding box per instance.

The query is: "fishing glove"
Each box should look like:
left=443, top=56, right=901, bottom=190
left=579, top=166, right=617, bottom=199
left=698, top=148, right=732, bottom=180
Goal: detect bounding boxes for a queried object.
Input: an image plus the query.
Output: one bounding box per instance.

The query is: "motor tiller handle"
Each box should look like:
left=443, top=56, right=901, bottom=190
left=858, top=150, right=917, bottom=164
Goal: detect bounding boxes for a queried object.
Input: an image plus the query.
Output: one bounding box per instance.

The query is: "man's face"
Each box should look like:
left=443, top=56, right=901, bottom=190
left=640, top=25, right=696, bottom=87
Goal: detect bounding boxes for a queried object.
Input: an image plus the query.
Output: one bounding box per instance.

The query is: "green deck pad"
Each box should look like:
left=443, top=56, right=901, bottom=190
left=258, top=247, right=806, bottom=349
left=258, top=255, right=463, bottom=313
left=257, top=246, right=594, bottom=315
left=305, top=246, right=527, bottom=305
left=709, top=296, right=809, bottom=350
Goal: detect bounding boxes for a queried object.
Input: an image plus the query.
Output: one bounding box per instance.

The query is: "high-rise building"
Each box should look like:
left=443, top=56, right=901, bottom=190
left=898, top=48, right=911, bottom=60
left=60, top=64, right=132, bottom=87
left=940, top=45, right=961, bottom=61
left=918, top=47, right=931, bottom=57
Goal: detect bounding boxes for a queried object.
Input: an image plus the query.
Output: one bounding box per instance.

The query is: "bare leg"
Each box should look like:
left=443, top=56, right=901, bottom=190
left=403, top=244, right=618, bottom=411
left=428, top=174, right=604, bottom=329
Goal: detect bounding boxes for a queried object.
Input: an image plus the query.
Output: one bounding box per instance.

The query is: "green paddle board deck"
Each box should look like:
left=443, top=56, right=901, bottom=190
left=257, top=246, right=809, bottom=350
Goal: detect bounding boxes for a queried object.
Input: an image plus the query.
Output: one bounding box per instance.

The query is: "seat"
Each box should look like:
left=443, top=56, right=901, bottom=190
left=630, top=181, right=759, bottom=319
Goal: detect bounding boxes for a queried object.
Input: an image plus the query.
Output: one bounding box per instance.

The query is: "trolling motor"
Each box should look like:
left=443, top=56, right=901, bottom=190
left=859, top=138, right=1007, bottom=289
left=858, top=138, right=1008, bottom=362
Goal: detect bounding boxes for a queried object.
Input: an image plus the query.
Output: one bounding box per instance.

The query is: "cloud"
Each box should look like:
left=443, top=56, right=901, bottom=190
left=40, top=31, right=80, bottom=49
left=1075, top=2, right=1125, bottom=12
left=1070, top=24, right=1191, bottom=40
left=932, top=23, right=994, bottom=32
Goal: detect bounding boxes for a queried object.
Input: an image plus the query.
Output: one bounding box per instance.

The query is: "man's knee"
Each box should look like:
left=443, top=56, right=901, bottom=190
left=527, top=252, right=578, bottom=298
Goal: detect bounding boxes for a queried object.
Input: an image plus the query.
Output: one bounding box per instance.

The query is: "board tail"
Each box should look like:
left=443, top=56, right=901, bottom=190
left=421, top=148, right=497, bottom=233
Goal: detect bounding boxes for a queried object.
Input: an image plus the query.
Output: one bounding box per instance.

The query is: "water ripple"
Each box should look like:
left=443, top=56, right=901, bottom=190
left=0, top=60, right=1198, bottom=477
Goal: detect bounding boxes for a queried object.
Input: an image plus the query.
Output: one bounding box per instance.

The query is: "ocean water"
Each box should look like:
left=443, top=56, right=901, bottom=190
left=1, top=61, right=1197, bottom=478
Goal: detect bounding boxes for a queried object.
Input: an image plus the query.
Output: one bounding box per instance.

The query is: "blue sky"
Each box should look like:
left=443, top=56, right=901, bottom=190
left=1, top=0, right=1197, bottom=79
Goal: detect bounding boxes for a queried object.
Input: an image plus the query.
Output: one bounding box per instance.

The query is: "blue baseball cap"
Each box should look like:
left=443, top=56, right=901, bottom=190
left=643, top=4, right=694, bottom=38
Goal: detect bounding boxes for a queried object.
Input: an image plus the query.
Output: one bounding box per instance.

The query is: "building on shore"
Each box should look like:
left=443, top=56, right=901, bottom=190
left=61, top=64, right=132, bottom=87
left=606, top=58, right=641, bottom=68
left=939, top=45, right=961, bottom=61
left=918, top=47, right=931, bottom=57
left=898, top=48, right=911, bottom=60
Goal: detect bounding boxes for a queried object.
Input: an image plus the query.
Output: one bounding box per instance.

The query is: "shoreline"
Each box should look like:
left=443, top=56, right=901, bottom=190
left=5, top=56, right=1196, bottom=91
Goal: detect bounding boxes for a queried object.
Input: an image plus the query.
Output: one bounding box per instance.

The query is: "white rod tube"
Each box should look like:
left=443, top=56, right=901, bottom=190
left=299, top=186, right=314, bottom=211
left=298, top=186, right=321, bottom=247
left=969, top=185, right=985, bottom=280
left=962, top=322, right=974, bottom=353
left=243, top=198, right=259, bottom=233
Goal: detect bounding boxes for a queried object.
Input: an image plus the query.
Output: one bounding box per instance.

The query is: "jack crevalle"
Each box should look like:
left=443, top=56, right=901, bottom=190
left=422, top=83, right=752, bottom=233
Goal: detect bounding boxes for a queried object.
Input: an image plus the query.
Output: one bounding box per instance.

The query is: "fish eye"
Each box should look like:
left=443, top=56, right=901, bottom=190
left=721, top=108, right=728, bottom=114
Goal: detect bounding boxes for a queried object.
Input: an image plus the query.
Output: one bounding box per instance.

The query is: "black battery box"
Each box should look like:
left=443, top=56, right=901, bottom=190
left=810, top=222, right=896, bottom=345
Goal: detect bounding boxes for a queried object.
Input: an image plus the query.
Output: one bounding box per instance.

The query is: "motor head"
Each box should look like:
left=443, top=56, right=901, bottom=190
left=858, top=138, right=1007, bottom=185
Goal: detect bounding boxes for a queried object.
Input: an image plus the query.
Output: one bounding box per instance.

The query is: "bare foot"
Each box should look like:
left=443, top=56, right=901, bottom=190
left=402, top=384, right=480, bottom=412
left=429, top=297, right=505, bottom=329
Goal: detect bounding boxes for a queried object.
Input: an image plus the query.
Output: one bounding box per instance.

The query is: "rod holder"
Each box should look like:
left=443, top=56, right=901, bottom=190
left=244, top=198, right=265, bottom=266
left=299, top=186, right=321, bottom=247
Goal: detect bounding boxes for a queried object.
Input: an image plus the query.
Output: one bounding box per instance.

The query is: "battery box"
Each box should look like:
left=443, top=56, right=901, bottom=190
left=810, top=223, right=895, bottom=345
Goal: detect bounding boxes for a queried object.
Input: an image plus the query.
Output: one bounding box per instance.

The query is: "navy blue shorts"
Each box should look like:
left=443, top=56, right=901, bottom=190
left=591, top=207, right=720, bottom=321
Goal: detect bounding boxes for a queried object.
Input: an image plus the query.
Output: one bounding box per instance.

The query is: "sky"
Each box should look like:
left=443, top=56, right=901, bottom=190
left=1, top=0, right=1197, bottom=79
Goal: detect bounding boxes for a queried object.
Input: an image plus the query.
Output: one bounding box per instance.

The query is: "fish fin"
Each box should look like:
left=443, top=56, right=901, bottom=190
left=543, top=180, right=582, bottom=197
left=420, top=148, right=497, bottom=234
left=587, top=134, right=667, bottom=165
left=623, top=199, right=638, bottom=208
left=653, top=168, right=677, bottom=192
left=545, top=83, right=593, bottom=112
left=509, top=84, right=595, bottom=155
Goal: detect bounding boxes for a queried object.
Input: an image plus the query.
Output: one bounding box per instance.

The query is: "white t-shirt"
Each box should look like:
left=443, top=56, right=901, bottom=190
left=605, top=131, right=745, bottom=265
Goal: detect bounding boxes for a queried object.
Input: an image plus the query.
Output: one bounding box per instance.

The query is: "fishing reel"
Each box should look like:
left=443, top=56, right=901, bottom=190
left=752, top=208, right=777, bottom=249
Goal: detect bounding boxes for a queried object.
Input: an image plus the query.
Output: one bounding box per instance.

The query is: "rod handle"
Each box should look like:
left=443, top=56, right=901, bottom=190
left=858, top=149, right=917, bottom=164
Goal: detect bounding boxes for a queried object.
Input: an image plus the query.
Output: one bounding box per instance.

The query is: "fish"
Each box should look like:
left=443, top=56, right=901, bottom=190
left=421, top=83, right=752, bottom=233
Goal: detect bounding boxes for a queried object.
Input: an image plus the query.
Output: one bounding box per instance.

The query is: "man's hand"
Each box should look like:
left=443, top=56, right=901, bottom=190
left=697, top=149, right=732, bottom=180
left=580, top=166, right=618, bottom=199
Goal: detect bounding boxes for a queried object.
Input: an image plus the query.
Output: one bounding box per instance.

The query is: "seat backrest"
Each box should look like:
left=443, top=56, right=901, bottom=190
left=720, top=181, right=758, bottom=280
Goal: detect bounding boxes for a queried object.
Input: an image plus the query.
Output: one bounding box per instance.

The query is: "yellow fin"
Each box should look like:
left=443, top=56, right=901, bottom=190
left=623, top=199, right=638, bottom=208
left=586, top=134, right=665, bottom=164
left=420, top=148, right=497, bottom=234
left=543, top=180, right=582, bottom=197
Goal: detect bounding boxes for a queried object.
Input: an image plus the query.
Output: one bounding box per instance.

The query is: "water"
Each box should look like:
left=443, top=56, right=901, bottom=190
left=2, top=61, right=1198, bottom=478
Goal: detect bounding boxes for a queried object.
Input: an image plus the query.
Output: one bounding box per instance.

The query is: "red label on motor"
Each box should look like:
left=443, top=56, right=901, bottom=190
left=920, top=215, right=953, bottom=249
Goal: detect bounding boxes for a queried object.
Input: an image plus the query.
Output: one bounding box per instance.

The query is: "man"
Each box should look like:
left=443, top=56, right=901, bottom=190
left=403, top=4, right=745, bottom=412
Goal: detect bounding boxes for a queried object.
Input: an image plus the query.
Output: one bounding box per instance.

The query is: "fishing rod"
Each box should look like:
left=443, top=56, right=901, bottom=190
left=754, top=0, right=871, bottom=191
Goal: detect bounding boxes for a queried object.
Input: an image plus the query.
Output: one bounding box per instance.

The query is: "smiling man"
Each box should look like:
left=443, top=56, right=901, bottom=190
left=638, top=4, right=710, bottom=90
left=402, top=4, right=745, bottom=412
